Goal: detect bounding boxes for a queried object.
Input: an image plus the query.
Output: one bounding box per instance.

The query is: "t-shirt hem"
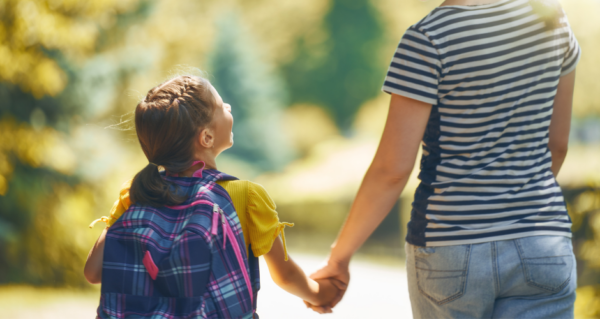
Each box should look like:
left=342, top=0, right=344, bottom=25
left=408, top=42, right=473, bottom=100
left=407, top=230, right=572, bottom=247
left=251, top=244, right=272, bottom=257
left=382, top=86, right=437, bottom=105
left=560, top=49, right=581, bottom=77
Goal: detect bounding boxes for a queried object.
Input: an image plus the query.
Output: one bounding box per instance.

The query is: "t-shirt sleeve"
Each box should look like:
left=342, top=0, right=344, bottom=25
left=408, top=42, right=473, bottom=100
left=89, top=179, right=132, bottom=228
left=382, top=27, right=441, bottom=105
left=560, top=18, right=581, bottom=76
left=246, top=182, right=293, bottom=259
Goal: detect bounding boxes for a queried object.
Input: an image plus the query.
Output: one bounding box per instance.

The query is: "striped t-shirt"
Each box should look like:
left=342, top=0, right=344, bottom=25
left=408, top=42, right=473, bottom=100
left=382, top=0, right=581, bottom=247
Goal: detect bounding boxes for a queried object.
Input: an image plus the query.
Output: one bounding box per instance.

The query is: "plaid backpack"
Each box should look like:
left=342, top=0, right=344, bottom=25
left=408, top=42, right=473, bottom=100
left=97, top=169, right=255, bottom=319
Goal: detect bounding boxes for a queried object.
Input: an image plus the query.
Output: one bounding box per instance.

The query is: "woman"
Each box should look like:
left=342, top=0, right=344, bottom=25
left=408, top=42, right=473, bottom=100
left=308, top=0, right=580, bottom=317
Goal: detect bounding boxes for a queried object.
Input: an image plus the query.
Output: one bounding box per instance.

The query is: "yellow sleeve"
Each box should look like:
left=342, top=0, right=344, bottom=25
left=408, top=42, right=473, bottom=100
left=246, top=182, right=294, bottom=260
left=89, top=179, right=132, bottom=228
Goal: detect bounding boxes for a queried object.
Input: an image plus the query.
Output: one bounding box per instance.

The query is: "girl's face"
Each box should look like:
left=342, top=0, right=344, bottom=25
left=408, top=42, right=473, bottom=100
left=208, top=85, right=234, bottom=154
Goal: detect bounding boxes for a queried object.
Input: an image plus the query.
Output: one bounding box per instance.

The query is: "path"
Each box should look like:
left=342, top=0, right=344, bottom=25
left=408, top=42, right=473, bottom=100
left=0, top=253, right=412, bottom=318
left=257, top=253, right=412, bottom=318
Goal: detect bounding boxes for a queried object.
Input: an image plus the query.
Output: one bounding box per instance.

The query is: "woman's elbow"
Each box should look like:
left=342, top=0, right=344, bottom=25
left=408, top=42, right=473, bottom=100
left=549, top=143, right=568, bottom=158
left=370, top=164, right=413, bottom=185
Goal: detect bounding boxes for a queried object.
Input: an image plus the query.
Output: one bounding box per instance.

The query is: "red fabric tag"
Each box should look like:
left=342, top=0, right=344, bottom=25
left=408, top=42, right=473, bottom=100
left=143, top=250, right=159, bottom=280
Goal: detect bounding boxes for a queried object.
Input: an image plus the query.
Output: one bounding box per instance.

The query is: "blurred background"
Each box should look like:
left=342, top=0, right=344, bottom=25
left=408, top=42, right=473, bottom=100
left=0, top=0, right=599, bottom=318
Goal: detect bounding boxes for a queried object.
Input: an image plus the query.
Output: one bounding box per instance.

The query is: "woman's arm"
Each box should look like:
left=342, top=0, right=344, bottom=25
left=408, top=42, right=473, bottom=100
left=263, top=236, right=340, bottom=307
left=309, top=93, right=432, bottom=307
left=84, top=228, right=107, bottom=284
left=548, top=70, right=576, bottom=177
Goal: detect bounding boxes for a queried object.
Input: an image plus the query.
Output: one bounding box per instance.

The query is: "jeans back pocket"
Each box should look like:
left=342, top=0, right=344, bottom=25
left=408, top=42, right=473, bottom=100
left=515, top=236, right=574, bottom=293
left=414, top=245, right=471, bottom=305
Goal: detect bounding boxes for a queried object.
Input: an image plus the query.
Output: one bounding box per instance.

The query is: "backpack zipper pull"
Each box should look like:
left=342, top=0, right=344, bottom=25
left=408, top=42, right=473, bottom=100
left=220, top=208, right=226, bottom=224
left=211, top=204, right=220, bottom=235
left=219, top=207, right=228, bottom=249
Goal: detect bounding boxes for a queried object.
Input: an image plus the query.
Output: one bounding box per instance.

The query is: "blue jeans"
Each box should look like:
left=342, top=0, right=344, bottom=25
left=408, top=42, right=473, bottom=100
left=406, top=236, right=577, bottom=319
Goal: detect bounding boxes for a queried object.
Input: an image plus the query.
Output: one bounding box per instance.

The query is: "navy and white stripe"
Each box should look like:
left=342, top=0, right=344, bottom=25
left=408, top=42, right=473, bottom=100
left=382, top=0, right=581, bottom=247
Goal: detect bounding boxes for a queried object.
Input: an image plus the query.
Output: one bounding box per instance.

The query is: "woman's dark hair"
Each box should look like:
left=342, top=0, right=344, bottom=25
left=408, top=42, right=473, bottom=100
left=130, top=75, right=216, bottom=207
left=530, top=0, right=564, bottom=31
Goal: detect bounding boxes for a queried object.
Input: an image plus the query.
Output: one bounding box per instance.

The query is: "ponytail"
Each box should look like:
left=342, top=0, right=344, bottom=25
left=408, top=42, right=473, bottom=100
left=130, top=163, right=187, bottom=207
left=530, top=0, right=563, bottom=31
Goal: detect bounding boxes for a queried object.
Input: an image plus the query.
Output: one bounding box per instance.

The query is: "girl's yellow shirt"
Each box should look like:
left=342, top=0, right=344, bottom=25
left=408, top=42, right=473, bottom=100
left=90, top=179, right=293, bottom=260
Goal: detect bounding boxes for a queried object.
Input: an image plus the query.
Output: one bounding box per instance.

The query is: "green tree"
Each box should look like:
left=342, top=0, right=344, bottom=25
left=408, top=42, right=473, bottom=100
left=283, top=0, right=386, bottom=130
left=208, top=13, right=293, bottom=171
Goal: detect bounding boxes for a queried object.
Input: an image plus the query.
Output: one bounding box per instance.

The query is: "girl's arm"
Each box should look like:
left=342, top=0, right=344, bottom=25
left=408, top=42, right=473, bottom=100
left=548, top=70, right=576, bottom=177
left=263, top=236, right=340, bottom=307
left=310, top=93, right=432, bottom=307
left=84, top=228, right=107, bottom=284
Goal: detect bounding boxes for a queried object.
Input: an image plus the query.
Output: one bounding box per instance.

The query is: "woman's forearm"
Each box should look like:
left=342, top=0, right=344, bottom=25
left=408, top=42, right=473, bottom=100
left=329, top=166, right=409, bottom=264
left=327, top=94, right=431, bottom=266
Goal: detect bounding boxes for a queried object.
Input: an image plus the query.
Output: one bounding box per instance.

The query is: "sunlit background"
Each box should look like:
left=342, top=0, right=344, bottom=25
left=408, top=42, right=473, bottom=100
left=0, top=0, right=599, bottom=318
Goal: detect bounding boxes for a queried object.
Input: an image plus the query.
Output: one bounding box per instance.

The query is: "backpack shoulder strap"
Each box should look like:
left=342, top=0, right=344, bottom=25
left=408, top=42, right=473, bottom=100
left=210, top=203, right=253, bottom=306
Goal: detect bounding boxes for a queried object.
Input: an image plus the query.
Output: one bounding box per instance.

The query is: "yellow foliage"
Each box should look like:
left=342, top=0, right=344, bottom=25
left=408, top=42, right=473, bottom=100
left=0, top=118, right=76, bottom=195
left=576, top=285, right=600, bottom=319
left=0, top=0, right=140, bottom=97
left=560, top=0, right=600, bottom=116
left=0, top=174, right=7, bottom=196
left=282, top=104, right=339, bottom=154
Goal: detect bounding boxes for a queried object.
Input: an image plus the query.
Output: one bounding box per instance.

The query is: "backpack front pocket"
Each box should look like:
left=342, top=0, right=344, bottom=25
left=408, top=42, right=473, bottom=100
left=414, top=245, right=471, bottom=305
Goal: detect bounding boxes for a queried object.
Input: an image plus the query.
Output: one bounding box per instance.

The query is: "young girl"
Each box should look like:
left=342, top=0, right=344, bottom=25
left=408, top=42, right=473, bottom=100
left=84, top=75, right=340, bottom=318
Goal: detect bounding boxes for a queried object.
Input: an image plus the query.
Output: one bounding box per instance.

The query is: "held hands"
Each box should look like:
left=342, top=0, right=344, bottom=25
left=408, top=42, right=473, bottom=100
left=303, top=258, right=350, bottom=314
left=302, top=278, right=345, bottom=313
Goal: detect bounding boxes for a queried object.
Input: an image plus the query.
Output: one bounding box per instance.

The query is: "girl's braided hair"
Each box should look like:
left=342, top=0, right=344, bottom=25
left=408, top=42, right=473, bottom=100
left=130, top=75, right=216, bottom=207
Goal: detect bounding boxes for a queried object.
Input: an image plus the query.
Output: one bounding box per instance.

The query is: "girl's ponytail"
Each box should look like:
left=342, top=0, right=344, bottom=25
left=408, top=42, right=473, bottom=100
left=129, top=75, right=216, bottom=207
left=130, top=163, right=187, bottom=207
left=530, top=0, right=564, bottom=31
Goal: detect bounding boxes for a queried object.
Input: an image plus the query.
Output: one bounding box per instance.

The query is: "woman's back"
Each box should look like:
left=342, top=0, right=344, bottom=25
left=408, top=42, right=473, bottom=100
left=382, top=0, right=581, bottom=247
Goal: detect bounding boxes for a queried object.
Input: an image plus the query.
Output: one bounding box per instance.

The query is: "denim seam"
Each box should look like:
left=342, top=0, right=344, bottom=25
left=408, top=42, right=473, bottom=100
left=415, top=244, right=471, bottom=305
left=492, top=241, right=500, bottom=296
left=524, top=255, right=571, bottom=260
left=514, top=238, right=572, bottom=292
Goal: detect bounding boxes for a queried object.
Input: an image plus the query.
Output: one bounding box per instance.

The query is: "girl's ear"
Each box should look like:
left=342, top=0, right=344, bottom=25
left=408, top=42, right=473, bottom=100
left=198, top=127, right=215, bottom=148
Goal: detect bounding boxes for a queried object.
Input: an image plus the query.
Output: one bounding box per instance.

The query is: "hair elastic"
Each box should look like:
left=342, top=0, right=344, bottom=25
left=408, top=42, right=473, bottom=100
left=149, top=162, right=159, bottom=167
